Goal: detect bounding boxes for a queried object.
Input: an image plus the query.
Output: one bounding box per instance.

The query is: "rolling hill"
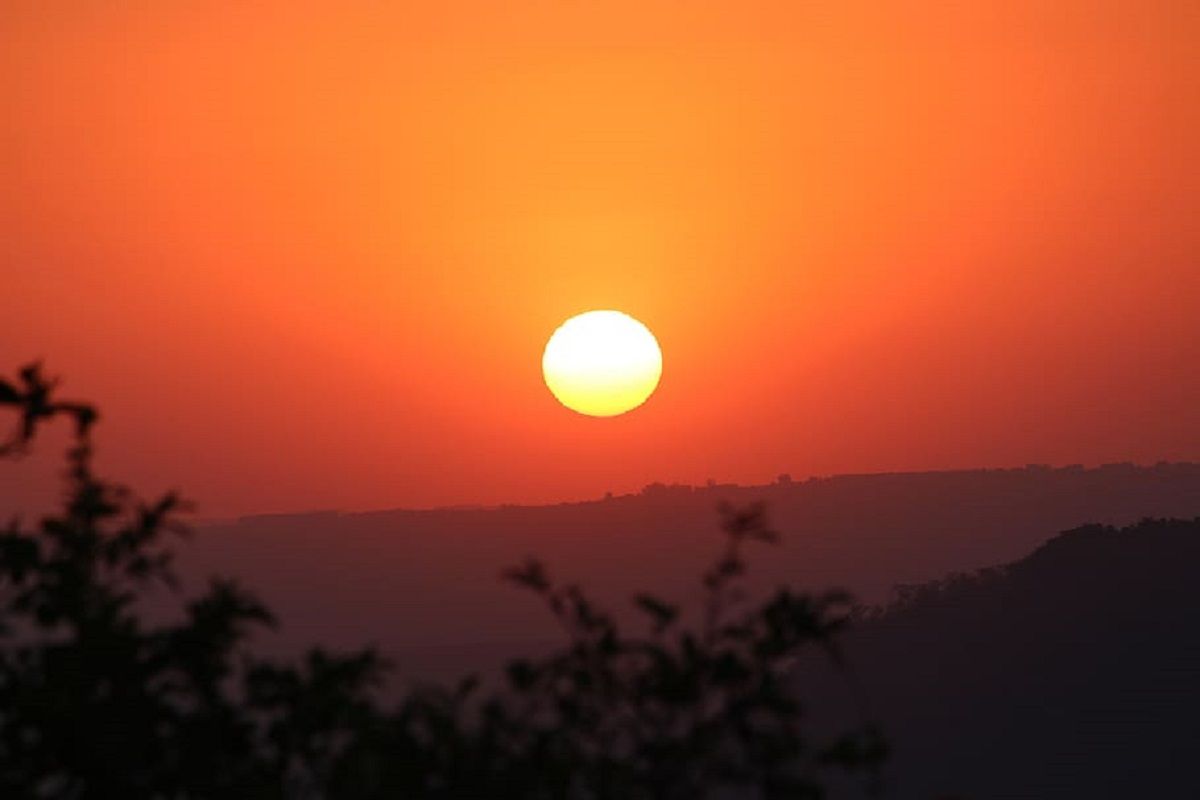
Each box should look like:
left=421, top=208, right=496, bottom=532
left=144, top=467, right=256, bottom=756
left=176, top=462, right=1200, bottom=681
left=806, top=516, right=1200, bottom=798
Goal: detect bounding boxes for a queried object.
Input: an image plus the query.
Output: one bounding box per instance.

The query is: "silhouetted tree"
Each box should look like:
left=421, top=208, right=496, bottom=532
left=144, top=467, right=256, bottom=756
left=0, top=364, right=884, bottom=798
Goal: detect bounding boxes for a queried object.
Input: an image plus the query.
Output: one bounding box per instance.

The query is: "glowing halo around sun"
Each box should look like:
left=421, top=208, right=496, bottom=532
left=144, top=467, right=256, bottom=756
left=542, top=310, right=663, bottom=417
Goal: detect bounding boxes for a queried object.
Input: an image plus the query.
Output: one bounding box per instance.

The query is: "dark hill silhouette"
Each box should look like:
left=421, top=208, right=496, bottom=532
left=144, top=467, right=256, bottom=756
left=179, top=465, right=1200, bottom=677
left=805, top=517, right=1200, bottom=798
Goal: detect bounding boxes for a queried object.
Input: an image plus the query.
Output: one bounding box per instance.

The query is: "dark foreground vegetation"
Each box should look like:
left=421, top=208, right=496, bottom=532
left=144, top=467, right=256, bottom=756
left=0, top=364, right=884, bottom=798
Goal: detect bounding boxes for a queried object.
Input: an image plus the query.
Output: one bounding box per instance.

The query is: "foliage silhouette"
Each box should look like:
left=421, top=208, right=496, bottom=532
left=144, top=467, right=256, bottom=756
left=0, top=363, right=884, bottom=798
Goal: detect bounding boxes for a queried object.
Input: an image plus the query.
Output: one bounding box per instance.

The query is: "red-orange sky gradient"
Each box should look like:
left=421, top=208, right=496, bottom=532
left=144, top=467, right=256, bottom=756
left=3, top=2, right=1197, bottom=516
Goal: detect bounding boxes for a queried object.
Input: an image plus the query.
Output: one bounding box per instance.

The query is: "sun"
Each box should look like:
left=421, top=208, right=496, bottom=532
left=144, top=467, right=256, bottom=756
left=542, top=310, right=663, bottom=417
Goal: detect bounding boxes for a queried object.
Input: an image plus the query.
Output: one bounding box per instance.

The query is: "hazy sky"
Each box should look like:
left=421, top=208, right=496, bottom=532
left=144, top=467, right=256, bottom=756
left=3, top=1, right=1197, bottom=516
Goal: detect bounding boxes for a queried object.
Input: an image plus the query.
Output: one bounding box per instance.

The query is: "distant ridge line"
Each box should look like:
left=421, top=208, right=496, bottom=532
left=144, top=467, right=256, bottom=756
left=214, top=461, right=1200, bottom=526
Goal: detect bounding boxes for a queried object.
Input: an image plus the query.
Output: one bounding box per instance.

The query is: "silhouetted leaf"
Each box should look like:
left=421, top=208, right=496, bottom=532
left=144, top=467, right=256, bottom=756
left=634, top=593, right=679, bottom=631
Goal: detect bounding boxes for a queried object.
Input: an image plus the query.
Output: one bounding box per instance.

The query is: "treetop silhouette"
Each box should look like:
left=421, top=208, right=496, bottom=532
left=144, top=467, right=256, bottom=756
left=1, top=363, right=883, bottom=798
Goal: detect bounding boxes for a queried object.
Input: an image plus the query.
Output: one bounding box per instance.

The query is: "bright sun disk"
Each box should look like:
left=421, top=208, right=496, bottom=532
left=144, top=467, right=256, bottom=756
left=542, top=310, right=662, bottom=417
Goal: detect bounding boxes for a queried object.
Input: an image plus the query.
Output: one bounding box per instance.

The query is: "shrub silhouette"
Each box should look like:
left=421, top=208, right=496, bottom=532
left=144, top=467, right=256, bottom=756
left=0, top=364, right=884, bottom=798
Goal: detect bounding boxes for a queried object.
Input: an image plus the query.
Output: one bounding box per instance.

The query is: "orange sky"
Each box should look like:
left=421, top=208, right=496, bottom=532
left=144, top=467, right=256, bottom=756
left=2, top=1, right=1197, bottom=516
